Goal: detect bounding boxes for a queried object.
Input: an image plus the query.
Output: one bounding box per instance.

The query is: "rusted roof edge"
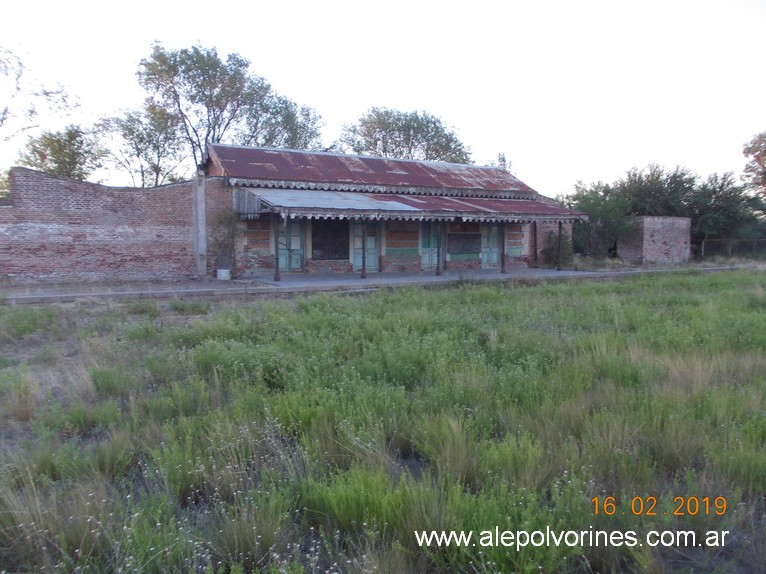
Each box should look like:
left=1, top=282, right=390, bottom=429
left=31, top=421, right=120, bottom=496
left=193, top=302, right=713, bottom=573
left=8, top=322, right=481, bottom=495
left=241, top=206, right=586, bottom=224
left=229, top=177, right=536, bottom=200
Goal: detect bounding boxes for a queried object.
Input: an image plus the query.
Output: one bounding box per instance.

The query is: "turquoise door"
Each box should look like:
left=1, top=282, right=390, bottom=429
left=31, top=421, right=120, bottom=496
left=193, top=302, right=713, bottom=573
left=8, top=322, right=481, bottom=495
left=421, top=222, right=441, bottom=269
left=277, top=221, right=304, bottom=271
left=481, top=224, right=501, bottom=268
left=352, top=222, right=379, bottom=271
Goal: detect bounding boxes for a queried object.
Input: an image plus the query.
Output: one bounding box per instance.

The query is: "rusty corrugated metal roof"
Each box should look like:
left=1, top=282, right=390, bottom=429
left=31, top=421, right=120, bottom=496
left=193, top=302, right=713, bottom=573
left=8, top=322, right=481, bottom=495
left=248, top=189, right=420, bottom=212
left=240, top=188, right=584, bottom=223
left=207, top=143, right=538, bottom=197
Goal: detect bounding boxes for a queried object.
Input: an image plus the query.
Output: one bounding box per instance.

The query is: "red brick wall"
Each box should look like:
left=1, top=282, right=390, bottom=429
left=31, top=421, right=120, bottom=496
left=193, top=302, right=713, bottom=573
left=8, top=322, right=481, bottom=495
left=205, top=153, right=227, bottom=177
left=503, top=223, right=527, bottom=267
left=616, top=224, right=644, bottom=264
left=617, top=216, right=691, bottom=264
left=381, top=221, right=420, bottom=271
left=444, top=256, right=482, bottom=271
left=642, top=217, right=691, bottom=264
left=0, top=168, right=232, bottom=283
left=305, top=259, right=353, bottom=273
left=241, top=218, right=274, bottom=276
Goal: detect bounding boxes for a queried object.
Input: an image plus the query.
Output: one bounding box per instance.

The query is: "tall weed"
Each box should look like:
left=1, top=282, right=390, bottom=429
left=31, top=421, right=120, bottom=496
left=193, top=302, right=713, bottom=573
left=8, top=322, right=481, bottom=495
left=2, top=270, right=765, bottom=573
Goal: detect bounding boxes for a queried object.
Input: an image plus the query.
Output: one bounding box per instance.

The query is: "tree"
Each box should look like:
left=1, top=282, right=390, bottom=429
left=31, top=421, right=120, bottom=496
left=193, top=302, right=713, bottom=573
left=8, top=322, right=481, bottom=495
left=98, top=101, right=187, bottom=187
left=137, top=43, right=323, bottom=168
left=0, top=169, right=9, bottom=197
left=239, top=93, right=322, bottom=150
left=487, top=152, right=512, bottom=172
left=684, top=172, right=763, bottom=243
left=743, top=131, right=766, bottom=194
left=569, top=165, right=765, bottom=259
left=18, top=125, right=105, bottom=180
left=1, top=47, right=73, bottom=141
left=338, top=108, right=472, bottom=163
left=620, top=164, right=695, bottom=217
left=0, top=48, right=24, bottom=135
left=565, top=181, right=637, bottom=257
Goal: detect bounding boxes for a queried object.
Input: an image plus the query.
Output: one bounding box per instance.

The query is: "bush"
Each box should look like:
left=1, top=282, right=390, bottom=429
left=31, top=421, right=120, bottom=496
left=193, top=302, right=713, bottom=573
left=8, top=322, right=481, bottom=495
left=539, top=229, right=573, bottom=267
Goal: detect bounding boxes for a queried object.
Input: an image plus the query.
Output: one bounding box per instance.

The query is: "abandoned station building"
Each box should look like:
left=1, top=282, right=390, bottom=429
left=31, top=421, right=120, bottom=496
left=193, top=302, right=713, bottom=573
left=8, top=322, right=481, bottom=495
left=0, top=144, right=585, bottom=283
left=206, top=144, right=585, bottom=279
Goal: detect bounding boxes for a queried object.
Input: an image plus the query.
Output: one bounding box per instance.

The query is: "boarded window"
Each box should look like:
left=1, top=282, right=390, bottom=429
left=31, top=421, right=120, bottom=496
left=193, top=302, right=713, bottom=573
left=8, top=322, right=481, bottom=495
left=447, top=233, right=481, bottom=254
left=312, top=220, right=349, bottom=260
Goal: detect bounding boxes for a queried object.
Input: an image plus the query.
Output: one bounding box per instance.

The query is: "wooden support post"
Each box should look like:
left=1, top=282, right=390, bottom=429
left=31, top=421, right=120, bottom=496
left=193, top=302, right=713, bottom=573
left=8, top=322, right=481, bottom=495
left=531, top=221, right=538, bottom=267
left=500, top=222, right=507, bottom=273
left=363, top=222, right=369, bottom=278
left=435, top=221, right=442, bottom=276
left=556, top=220, right=563, bottom=271
left=273, top=217, right=281, bottom=282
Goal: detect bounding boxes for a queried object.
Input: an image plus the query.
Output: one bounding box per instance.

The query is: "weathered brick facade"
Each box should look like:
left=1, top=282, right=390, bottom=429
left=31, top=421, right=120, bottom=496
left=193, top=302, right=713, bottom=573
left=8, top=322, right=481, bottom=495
left=234, top=218, right=543, bottom=275
left=381, top=221, right=420, bottom=272
left=0, top=168, right=231, bottom=283
left=1, top=159, right=583, bottom=282
left=240, top=218, right=272, bottom=275
left=617, top=216, right=691, bottom=265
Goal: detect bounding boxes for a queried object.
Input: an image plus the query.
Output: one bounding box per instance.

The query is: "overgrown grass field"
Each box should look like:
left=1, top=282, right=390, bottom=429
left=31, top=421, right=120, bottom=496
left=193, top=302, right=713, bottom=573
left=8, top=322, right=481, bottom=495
left=1, top=271, right=764, bottom=573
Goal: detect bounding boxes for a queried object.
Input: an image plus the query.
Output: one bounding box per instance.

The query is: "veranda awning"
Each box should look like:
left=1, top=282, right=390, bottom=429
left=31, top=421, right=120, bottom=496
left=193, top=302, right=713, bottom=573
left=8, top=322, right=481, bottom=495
left=235, top=188, right=586, bottom=224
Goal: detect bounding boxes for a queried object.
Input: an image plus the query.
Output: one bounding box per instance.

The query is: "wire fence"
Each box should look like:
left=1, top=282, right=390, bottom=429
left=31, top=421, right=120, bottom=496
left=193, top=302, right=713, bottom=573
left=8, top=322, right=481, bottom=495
left=694, top=239, right=766, bottom=260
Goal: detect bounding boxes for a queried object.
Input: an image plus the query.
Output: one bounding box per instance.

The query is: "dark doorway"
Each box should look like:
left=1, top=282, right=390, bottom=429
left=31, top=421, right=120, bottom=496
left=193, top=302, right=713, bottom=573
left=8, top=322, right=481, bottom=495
left=312, top=219, right=349, bottom=260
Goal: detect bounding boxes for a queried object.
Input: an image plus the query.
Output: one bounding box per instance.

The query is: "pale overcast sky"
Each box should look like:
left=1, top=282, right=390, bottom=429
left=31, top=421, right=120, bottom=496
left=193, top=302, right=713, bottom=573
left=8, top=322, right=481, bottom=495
left=2, top=0, right=765, bottom=196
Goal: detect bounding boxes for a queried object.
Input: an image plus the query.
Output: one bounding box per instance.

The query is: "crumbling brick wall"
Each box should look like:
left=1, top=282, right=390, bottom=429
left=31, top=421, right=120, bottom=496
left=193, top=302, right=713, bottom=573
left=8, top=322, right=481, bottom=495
left=642, top=216, right=690, bottom=264
left=617, top=216, right=691, bottom=264
left=0, top=168, right=231, bottom=283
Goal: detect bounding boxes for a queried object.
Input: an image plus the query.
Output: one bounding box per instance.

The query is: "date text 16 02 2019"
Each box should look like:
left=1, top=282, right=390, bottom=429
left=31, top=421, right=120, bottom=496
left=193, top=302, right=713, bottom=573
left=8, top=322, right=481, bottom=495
left=592, top=495, right=727, bottom=517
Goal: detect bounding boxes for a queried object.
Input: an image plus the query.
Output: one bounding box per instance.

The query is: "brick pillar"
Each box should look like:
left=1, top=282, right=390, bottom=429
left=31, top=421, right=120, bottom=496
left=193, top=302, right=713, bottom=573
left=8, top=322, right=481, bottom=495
left=192, top=171, right=207, bottom=278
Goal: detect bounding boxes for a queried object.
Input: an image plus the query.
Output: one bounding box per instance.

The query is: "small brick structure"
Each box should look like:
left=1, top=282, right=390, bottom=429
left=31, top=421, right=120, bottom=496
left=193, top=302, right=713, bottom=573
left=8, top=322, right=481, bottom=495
left=617, top=216, right=691, bottom=265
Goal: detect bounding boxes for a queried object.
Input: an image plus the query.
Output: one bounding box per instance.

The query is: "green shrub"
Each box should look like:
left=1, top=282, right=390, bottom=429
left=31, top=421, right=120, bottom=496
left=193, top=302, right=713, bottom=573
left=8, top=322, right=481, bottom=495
left=126, top=299, right=160, bottom=318
left=0, top=367, right=39, bottom=421
left=91, top=365, right=141, bottom=398
left=539, top=229, right=574, bottom=268
left=0, top=306, right=60, bottom=339
left=43, top=399, right=122, bottom=438
left=169, top=299, right=210, bottom=315
left=173, top=310, right=259, bottom=348
left=207, top=489, right=295, bottom=571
